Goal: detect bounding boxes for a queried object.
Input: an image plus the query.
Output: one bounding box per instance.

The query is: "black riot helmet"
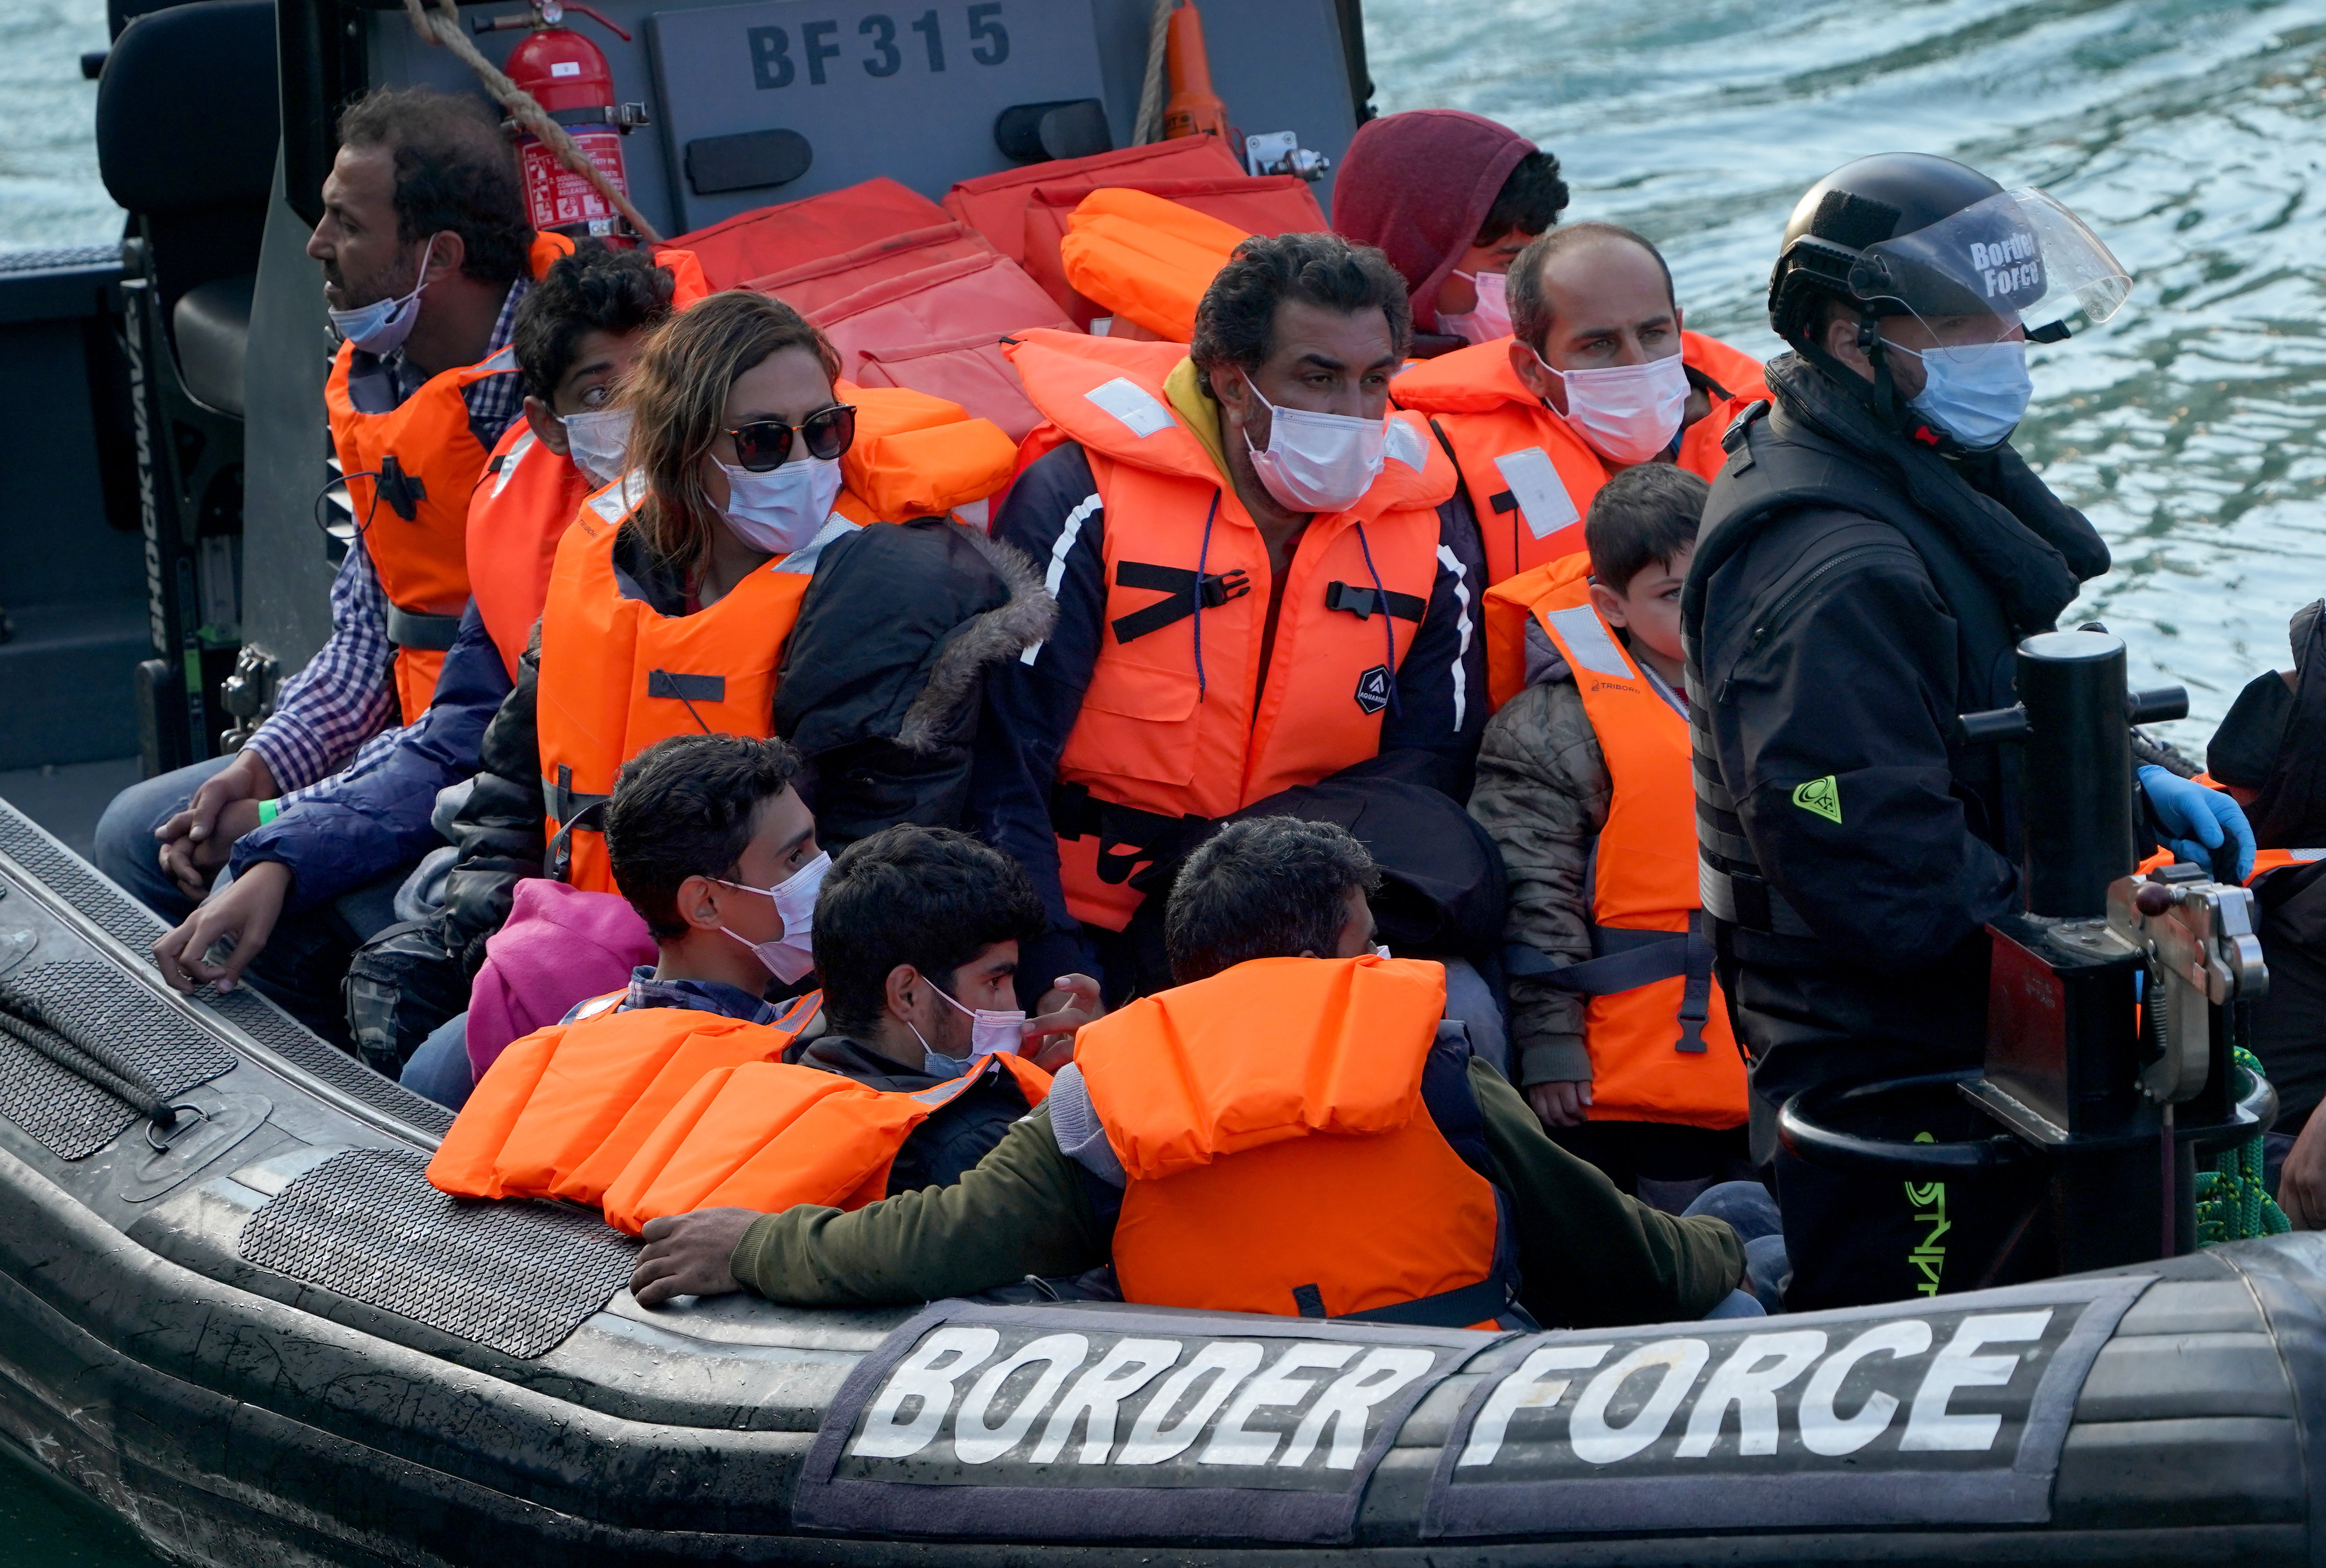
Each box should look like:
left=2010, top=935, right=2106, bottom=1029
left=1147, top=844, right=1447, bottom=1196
left=1768, top=152, right=2130, bottom=349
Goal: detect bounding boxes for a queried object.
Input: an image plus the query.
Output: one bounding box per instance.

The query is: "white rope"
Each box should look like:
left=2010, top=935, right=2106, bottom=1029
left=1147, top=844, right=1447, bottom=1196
left=1131, top=0, right=1175, bottom=146
left=401, top=0, right=666, bottom=245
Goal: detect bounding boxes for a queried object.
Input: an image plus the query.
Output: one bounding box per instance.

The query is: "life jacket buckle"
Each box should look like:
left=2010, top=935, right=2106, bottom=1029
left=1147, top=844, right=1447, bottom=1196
left=1325, top=580, right=1426, bottom=623
left=1201, top=568, right=1251, bottom=610
left=376, top=454, right=428, bottom=522
left=1325, top=581, right=1379, bottom=619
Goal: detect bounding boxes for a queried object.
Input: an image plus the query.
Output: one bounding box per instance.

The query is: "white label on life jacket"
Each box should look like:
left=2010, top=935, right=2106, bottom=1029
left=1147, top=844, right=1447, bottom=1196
left=586, top=467, right=649, bottom=523
left=1084, top=377, right=1175, bottom=440
left=772, top=513, right=861, bottom=575
left=1492, top=447, right=1580, bottom=540
left=1386, top=416, right=1427, bottom=472
left=490, top=430, right=536, bottom=498
left=1542, top=604, right=1635, bottom=681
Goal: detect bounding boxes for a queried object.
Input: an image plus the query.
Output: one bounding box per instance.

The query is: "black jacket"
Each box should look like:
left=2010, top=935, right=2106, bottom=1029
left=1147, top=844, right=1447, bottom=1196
left=342, top=516, right=1053, bottom=1069
left=1683, top=354, right=2110, bottom=1105
left=785, top=1034, right=1036, bottom=1193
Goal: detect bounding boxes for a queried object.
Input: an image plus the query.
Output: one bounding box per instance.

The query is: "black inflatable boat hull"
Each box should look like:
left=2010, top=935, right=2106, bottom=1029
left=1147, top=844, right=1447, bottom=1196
left=0, top=795, right=2320, bottom=1567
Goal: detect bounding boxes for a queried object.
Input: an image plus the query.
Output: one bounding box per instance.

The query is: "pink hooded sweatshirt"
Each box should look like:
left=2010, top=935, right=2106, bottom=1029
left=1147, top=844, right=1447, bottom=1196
left=1331, top=109, right=1539, bottom=334
left=464, top=879, right=657, bottom=1080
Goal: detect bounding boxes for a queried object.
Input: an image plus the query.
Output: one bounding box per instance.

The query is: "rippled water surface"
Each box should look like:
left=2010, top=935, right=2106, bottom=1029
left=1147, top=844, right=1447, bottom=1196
left=0, top=0, right=117, bottom=252
left=1365, top=0, right=2326, bottom=747
left=0, top=0, right=2321, bottom=1558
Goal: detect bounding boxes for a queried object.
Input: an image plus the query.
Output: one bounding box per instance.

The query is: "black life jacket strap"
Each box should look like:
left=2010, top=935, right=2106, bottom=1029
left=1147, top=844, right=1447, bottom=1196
left=1110, top=559, right=1252, bottom=644
left=1324, top=580, right=1425, bottom=622
left=1305, top=1274, right=1514, bottom=1328
left=1049, top=781, right=1207, bottom=885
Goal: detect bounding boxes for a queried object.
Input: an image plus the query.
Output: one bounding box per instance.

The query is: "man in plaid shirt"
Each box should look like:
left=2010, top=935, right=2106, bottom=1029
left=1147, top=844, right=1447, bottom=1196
left=93, top=88, right=536, bottom=1038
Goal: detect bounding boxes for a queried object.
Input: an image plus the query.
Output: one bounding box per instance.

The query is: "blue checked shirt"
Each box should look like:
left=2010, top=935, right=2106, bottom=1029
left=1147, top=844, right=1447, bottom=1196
left=249, top=279, right=531, bottom=800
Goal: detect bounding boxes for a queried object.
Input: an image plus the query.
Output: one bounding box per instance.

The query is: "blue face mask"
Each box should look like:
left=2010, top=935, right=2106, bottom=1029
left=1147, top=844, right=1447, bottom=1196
left=327, top=236, right=436, bottom=356
left=1893, top=337, right=2032, bottom=451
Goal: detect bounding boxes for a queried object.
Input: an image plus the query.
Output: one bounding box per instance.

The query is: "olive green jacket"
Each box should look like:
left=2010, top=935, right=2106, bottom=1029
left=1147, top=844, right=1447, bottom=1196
left=730, top=1055, right=1744, bottom=1328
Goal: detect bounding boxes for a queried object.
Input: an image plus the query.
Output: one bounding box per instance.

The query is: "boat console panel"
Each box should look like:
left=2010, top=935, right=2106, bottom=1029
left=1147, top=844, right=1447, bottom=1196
left=648, top=0, right=1111, bottom=232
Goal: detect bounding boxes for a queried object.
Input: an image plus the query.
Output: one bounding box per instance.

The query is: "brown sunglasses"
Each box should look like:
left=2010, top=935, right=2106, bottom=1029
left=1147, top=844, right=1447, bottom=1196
left=724, top=404, right=857, bottom=472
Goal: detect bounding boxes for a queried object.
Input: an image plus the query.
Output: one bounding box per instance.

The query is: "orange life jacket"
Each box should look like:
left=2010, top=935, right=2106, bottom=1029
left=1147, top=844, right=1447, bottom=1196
left=425, top=991, right=825, bottom=1206
left=1057, top=188, right=1253, bottom=342
left=2253, top=848, right=2326, bottom=880
left=466, top=419, right=593, bottom=682
left=327, top=336, right=532, bottom=725
left=534, top=381, right=1017, bottom=892
left=326, top=234, right=711, bottom=721
left=1005, top=330, right=1459, bottom=929
left=600, top=1049, right=1051, bottom=1235
left=533, top=480, right=816, bottom=894
left=1392, top=331, right=1768, bottom=586
left=1484, top=555, right=1745, bottom=1129
left=1076, top=954, right=1509, bottom=1323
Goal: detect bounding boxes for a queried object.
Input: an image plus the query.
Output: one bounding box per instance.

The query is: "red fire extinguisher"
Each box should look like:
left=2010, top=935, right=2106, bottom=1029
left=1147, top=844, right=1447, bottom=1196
left=477, top=0, right=649, bottom=243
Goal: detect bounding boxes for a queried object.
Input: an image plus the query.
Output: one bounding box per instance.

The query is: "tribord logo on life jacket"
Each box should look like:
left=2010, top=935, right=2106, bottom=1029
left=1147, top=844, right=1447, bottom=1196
left=792, top=1273, right=2142, bottom=1545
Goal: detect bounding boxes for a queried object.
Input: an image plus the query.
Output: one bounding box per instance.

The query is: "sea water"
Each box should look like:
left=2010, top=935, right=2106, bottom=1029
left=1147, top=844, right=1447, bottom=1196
left=1366, top=0, right=2326, bottom=747
left=1, top=0, right=2323, bottom=1559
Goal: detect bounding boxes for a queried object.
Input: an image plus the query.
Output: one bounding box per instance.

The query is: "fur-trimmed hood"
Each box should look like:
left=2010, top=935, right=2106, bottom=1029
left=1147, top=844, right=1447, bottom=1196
left=775, top=515, right=1055, bottom=761
left=895, top=520, right=1054, bottom=753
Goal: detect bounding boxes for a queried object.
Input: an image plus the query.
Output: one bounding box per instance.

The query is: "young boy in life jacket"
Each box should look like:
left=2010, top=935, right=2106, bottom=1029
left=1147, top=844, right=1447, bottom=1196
left=630, top=817, right=1746, bottom=1326
left=1469, top=465, right=1751, bottom=1212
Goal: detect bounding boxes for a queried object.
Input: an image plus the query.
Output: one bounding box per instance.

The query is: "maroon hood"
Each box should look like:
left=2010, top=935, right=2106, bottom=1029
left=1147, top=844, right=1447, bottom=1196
left=1331, top=110, right=1538, bottom=332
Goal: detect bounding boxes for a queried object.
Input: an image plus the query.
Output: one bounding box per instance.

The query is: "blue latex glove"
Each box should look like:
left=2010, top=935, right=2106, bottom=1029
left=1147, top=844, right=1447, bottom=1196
left=2139, top=764, right=2256, bottom=882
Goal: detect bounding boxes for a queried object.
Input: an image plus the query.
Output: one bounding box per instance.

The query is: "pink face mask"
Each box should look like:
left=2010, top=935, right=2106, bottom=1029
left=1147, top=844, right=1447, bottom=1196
left=1531, top=346, right=1690, bottom=465
left=1437, top=270, right=1512, bottom=345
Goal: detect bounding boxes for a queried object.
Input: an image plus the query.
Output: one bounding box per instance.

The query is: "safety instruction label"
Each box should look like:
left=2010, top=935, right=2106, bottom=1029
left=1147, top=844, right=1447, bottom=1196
left=1421, top=1275, right=2148, bottom=1538
left=793, top=1302, right=1482, bottom=1542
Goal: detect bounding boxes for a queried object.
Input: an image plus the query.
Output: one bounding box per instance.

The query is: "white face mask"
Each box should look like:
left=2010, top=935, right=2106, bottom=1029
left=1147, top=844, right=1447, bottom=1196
left=1239, top=370, right=1388, bottom=513
left=328, top=235, right=437, bottom=356
left=905, top=981, right=1028, bottom=1076
left=715, top=453, right=844, bottom=556
left=1893, top=337, right=2033, bottom=451
left=938, top=985, right=1028, bottom=1060
left=1436, top=270, right=1511, bottom=345
left=1532, top=346, right=1691, bottom=465
left=561, top=407, right=632, bottom=488
left=715, top=849, right=830, bottom=985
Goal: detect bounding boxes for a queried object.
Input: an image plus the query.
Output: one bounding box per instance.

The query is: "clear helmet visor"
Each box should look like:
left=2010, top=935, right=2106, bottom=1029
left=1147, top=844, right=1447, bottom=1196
left=1846, top=188, right=2132, bottom=336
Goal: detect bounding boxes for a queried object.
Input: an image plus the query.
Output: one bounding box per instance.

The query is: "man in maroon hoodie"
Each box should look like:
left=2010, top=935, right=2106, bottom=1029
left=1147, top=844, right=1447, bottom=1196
left=1333, top=109, right=1570, bottom=355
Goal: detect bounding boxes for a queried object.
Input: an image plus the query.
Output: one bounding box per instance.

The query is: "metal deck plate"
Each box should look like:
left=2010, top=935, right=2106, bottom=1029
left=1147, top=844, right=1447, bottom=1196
left=238, top=1145, right=640, bottom=1359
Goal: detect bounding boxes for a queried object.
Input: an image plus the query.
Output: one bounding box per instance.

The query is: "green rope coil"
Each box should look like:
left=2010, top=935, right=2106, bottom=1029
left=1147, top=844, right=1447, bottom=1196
left=2194, top=1047, right=2292, bottom=1247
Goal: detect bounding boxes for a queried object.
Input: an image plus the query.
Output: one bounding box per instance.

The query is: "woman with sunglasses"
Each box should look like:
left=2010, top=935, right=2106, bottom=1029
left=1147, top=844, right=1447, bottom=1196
left=346, top=289, right=1050, bottom=1073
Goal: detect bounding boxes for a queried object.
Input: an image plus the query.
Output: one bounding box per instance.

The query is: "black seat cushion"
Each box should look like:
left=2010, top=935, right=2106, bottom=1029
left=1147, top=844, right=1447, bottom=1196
left=173, top=272, right=253, bottom=416
left=97, top=0, right=277, bottom=217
